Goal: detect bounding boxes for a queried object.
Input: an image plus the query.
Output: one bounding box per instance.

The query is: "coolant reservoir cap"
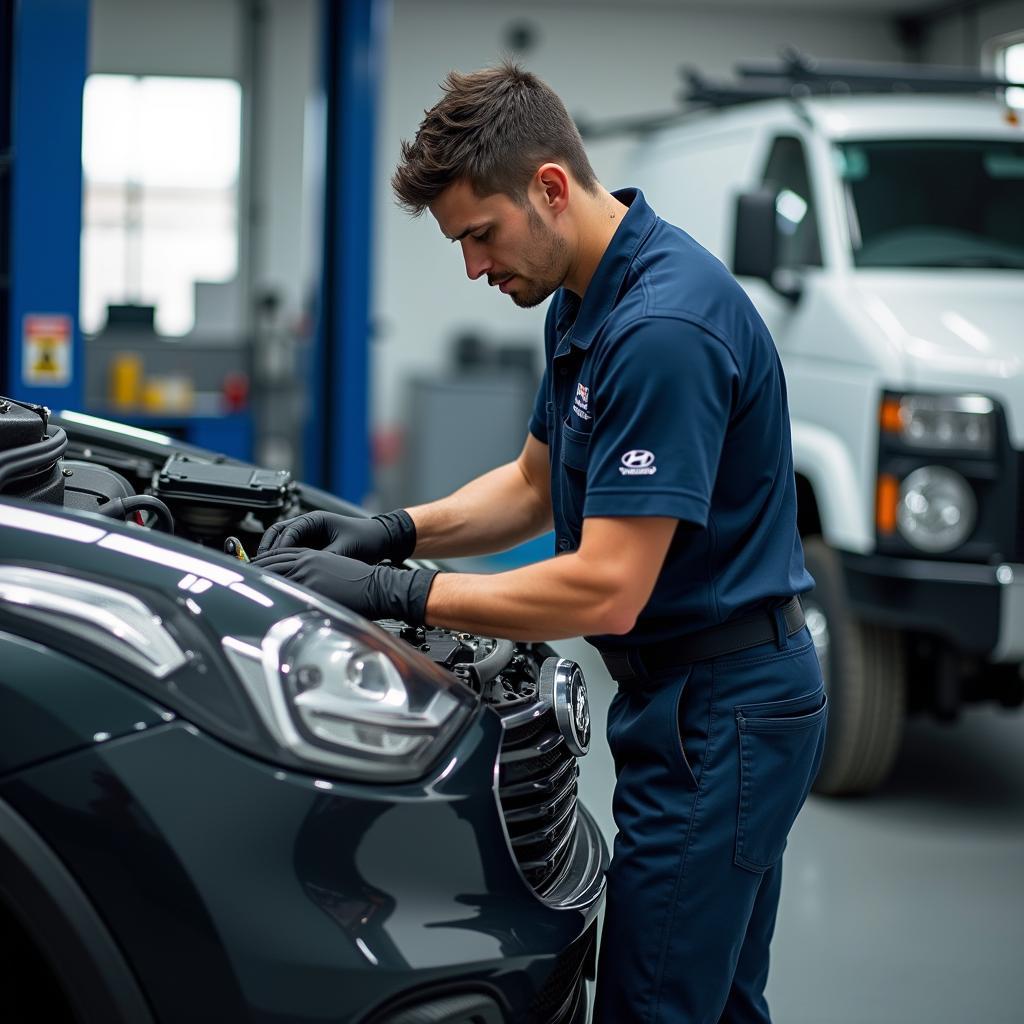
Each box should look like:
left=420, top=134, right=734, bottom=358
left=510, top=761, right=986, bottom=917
left=539, top=657, right=591, bottom=757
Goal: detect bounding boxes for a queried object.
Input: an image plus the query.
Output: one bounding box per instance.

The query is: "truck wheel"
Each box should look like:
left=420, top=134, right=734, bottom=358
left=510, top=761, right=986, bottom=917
left=802, top=537, right=906, bottom=796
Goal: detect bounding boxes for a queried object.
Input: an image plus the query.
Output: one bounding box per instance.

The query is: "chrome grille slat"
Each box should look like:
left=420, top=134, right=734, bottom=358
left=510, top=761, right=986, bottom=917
left=516, top=809, right=577, bottom=875
left=499, top=730, right=565, bottom=763
left=509, top=796, right=577, bottom=848
left=498, top=753, right=575, bottom=800
left=497, top=702, right=582, bottom=894
left=502, top=772, right=577, bottom=824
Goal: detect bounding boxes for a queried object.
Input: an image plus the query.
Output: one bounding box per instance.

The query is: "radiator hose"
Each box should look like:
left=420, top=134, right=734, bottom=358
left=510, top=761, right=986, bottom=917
left=97, top=495, right=176, bottom=534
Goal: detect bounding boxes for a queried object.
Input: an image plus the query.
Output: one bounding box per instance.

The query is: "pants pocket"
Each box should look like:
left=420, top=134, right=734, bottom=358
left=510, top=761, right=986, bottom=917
left=606, top=668, right=697, bottom=792
left=734, top=690, right=828, bottom=873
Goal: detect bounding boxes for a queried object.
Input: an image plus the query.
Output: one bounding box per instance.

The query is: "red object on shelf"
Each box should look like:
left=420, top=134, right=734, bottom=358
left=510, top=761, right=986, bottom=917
left=222, top=372, right=250, bottom=412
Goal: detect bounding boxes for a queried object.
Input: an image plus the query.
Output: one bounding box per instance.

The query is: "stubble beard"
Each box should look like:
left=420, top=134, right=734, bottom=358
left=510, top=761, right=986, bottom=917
left=507, top=206, right=570, bottom=309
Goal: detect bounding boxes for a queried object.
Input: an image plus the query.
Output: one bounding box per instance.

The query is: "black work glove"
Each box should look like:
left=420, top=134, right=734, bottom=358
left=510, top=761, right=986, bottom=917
left=252, top=548, right=438, bottom=625
left=257, top=509, right=416, bottom=564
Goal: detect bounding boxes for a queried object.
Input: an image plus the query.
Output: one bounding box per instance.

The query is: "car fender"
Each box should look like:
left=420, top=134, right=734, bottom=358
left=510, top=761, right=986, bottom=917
left=0, top=798, right=154, bottom=1023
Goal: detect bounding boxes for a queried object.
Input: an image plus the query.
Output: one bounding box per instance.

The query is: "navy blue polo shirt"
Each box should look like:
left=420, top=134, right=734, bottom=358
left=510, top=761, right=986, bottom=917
left=528, top=188, right=812, bottom=649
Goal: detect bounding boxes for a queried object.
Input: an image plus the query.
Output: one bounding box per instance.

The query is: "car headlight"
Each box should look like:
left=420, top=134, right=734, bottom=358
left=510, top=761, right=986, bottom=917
left=0, top=508, right=476, bottom=784
left=881, top=393, right=996, bottom=455
left=223, top=613, right=476, bottom=782
left=896, top=466, right=976, bottom=553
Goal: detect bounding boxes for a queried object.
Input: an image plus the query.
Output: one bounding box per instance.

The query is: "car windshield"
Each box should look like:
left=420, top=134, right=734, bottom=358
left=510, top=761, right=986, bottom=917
left=836, top=139, right=1024, bottom=270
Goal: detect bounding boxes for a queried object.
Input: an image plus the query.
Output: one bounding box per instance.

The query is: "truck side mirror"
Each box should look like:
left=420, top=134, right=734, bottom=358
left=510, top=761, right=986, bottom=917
left=732, top=188, right=778, bottom=282
left=732, top=188, right=803, bottom=303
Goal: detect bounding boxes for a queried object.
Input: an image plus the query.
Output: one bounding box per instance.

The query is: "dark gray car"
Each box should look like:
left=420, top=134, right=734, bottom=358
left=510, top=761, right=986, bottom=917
left=0, top=400, right=607, bottom=1023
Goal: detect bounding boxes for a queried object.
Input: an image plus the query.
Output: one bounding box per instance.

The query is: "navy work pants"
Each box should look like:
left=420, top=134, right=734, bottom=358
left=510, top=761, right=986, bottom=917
left=593, top=624, right=827, bottom=1024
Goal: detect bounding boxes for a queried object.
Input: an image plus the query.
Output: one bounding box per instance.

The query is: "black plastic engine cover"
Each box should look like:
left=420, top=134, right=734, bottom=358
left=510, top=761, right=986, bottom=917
left=154, top=454, right=292, bottom=511
left=62, top=460, right=135, bottom=514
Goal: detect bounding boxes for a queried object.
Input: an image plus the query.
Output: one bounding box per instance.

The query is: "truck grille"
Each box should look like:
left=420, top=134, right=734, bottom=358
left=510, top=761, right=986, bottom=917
left=497, top=706, right=579, bottom=896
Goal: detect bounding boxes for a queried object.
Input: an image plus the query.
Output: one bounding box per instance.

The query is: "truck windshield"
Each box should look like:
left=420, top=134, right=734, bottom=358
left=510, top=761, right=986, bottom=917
left=837, top=139, right=1024, bottom=270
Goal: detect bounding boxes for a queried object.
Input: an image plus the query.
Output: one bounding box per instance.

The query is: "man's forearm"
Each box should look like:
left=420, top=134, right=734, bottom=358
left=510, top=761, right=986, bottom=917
left=406, top=460, right=551, bottom=559
left=422, top=550, right=633, bottom=641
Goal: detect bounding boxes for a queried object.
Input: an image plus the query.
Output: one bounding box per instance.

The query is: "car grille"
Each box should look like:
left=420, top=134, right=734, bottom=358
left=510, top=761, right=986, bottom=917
left=528, top=924, right=595, bottom=1024
left=497, top=705, right=580, bottom=896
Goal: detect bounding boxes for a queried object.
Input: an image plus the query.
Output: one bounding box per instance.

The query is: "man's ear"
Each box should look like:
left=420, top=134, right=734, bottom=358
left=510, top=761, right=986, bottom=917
left=533, top=163, right=570, bottom=215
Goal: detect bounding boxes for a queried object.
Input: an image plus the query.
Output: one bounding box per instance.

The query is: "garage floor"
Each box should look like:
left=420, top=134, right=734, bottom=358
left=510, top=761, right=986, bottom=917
left=554, top=637, right=1024, bottom=1024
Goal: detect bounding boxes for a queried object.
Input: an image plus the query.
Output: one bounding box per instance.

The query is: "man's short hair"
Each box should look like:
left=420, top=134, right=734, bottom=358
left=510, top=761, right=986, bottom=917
left=392, top=61, right=598, bottom=215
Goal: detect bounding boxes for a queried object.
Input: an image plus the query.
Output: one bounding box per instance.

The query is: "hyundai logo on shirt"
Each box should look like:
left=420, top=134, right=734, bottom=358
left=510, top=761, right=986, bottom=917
left=619, top=449, right=657, bottom=475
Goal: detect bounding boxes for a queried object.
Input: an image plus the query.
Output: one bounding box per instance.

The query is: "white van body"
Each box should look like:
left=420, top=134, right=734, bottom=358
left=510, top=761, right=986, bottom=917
left=627, top=93, right=1024, bottom=792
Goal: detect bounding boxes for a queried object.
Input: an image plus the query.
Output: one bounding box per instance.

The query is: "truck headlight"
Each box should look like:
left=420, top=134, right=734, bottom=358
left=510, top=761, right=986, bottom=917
left=224, top=614, right=476, bottom=782
left=881, top=394, right=995, bottom=455
left=896, top=466, right=976, bottom=553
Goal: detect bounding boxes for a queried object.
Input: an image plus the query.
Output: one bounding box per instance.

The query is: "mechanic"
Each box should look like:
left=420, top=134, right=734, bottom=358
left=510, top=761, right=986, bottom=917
left=255, top=63, right=827, bottom=1024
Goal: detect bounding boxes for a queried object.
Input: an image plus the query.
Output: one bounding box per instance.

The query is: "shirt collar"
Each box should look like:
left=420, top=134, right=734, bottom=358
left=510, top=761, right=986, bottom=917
left=554, top=187, right=657, bottom=357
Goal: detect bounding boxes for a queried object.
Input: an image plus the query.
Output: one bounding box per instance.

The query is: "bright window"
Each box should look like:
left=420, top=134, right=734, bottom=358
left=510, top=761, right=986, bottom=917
left=998, top=40, right=1024, bottom=109
left=80, top=75, right=242, bottom=336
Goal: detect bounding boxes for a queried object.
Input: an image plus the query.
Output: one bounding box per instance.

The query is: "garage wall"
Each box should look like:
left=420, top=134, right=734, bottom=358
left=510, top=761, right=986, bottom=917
left=372, top=0, right=908, bottom=445
left=89, top=0, right=243, bottom=78
left=918, top=1, right=1024, bottom=66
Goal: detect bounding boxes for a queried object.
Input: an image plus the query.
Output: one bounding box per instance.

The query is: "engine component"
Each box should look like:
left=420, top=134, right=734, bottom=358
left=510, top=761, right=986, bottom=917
left=63, top=437, right=159, bottom=495
left=96, top=495, right=175, bottom=533
left=474, top=638, right=516, bottom=684
left=378, top=624, right=542, bottom=709
left=152, top=453, right=294, bottom=542
left=0, top=398, right=66, bottom=505
left=0, top=397, right=50, bottom=449
left=224, top=536, right=251, bottom=562
left=62, top=460, right=134, bottom=514
left=61, top=459, right=174, bottom=532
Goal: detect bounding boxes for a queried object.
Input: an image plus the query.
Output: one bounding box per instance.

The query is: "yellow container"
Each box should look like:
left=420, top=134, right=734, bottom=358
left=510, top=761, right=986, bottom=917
left=110, top=352, right=143, bottom=410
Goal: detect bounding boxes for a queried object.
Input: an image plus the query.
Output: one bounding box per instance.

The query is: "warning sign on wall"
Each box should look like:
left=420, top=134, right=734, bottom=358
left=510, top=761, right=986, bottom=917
left=22, top=315, right=72, bottom=386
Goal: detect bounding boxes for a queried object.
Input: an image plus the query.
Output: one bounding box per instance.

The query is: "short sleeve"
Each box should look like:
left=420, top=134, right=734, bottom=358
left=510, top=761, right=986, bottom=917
left=528, top=366, right=550, bottom=444
left=583, top=317, right=738, bottom=527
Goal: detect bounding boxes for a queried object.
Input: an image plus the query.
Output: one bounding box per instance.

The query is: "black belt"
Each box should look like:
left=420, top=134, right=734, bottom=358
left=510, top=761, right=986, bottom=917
left=599, top=596, right=805, bottom=682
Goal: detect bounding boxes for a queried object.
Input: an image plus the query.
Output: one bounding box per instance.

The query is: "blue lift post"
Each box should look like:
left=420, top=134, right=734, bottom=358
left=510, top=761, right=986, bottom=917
left=305, top=0, right=385, bottom=503
left=3, top=0, right=377, bottom=470
left=2, top=0, right=88, bottom=411
left=1, top=1, right=250, bottom=459
left=0, top=1, right=12, bottom=368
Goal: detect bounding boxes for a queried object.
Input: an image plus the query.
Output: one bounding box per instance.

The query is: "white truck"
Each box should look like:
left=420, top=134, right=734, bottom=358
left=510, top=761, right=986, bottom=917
left=612, top=56, right=1024, bottom=794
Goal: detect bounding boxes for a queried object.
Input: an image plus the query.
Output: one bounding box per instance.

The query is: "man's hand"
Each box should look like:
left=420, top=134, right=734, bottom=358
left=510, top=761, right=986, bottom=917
left=252, top=547, right=438, bottom=625
left=257, top=509, right=417, bottom=563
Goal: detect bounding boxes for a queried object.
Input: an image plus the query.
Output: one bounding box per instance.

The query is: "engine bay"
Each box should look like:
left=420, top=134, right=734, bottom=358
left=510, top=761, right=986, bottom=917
left=0, top=399, right=554, bottom=713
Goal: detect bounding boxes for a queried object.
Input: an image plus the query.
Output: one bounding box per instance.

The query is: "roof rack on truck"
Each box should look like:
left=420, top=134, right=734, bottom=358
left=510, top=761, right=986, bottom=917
left=576, top=48, right=1023, bottom=138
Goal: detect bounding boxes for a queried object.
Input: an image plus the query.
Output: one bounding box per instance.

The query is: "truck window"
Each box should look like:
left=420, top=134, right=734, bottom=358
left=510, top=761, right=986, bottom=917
left=836, top=139, right=1024, bottom=269
left=761, top=136, right=823, bottom=269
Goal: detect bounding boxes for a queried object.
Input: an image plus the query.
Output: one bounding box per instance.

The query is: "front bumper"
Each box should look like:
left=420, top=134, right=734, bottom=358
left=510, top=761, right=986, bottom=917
left=842, top=552, right=1024, bottom=662
left=0, top=707, right=606, bottom=1023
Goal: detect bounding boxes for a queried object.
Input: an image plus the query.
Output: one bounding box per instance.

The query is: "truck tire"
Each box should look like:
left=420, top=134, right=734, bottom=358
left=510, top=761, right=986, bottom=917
left=802, top=537, right=906, bottom=795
